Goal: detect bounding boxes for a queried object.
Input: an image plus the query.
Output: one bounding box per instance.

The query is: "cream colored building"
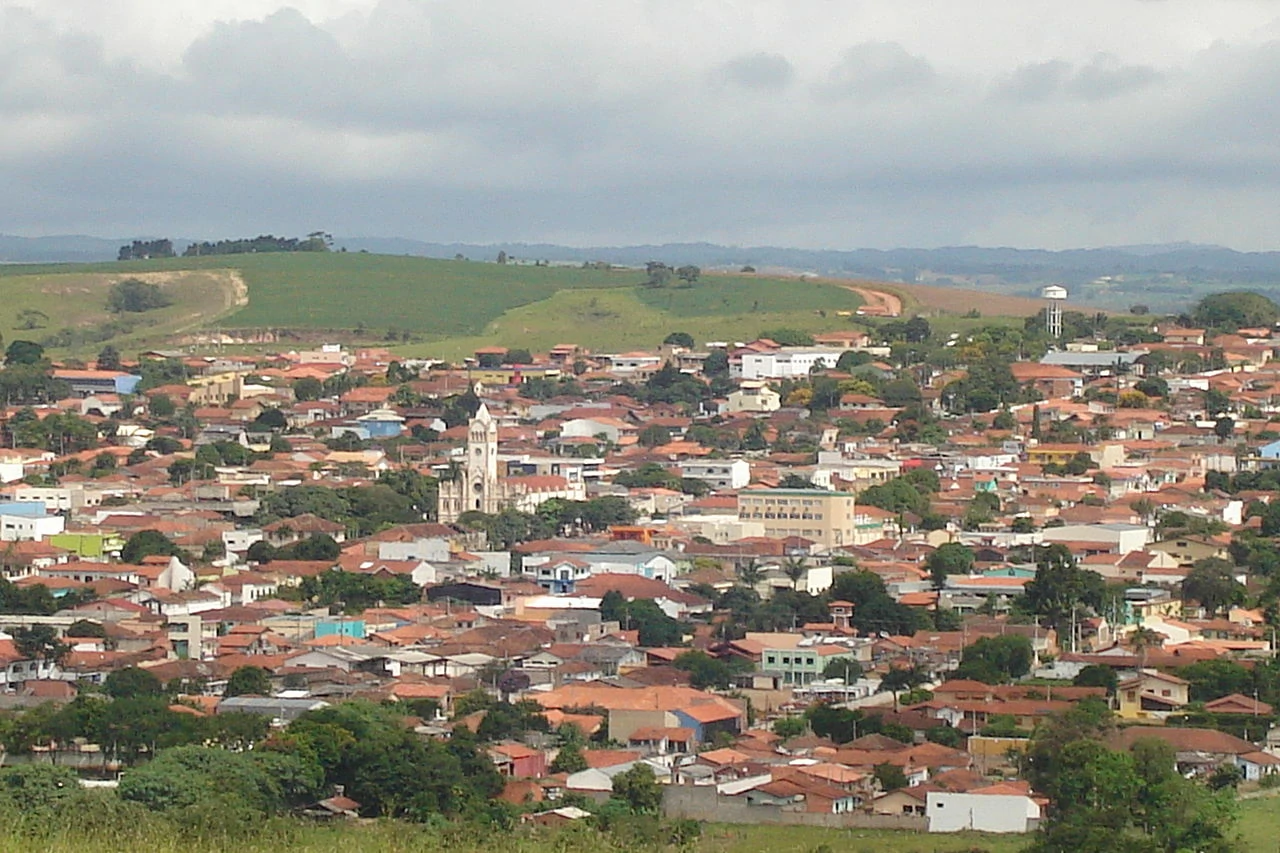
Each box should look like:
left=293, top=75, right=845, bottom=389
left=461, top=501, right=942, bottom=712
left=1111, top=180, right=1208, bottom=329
left=726, top=381, right=781, bottom=414
left=736, top=488, right=859, bottom=549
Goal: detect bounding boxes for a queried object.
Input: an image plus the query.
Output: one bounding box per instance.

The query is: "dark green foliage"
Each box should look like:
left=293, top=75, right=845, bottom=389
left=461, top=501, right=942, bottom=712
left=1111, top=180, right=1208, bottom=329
left=600, top=592, right=683, bottom=647
left=610, top=764, right=663, bottom=813
left=549, top=741, right=587, bottom=773
left=9, top=408, right=98, bottom=452
left=224, top=666, right=273, bottom=698
left=1073, top=664, right=1119, bottom=695
left=105, top=666, right=164, bottom=699
left=873, top=763, right=907, bottom=791
left=119, top=744, right=321, bottom=815
left=0, top=578, right=65, bottom=615
left=927, top=542, right=974, bottom=588
left=183, top=234, right=330, bottom=256
left=120, top=529, right=183, bottom=564
left=298, top=570, right=421, bottom=613
left=107, top=279, right=173, bottom=313
left=118, top=239, right=176, bottom=261
left=4, top=340, right=44, bottom=366
left=663, top=331, right=695, bottom=348
left=1022, top=544, right=1106, bottom=634
left=673, top=650, right=750, bottom=689
left=281, top=701, right=502, bottom=819
left=955, top=635, right=1033, bottom=684
left=759, top=328, right=815, bottom=347
left=1192, top=291, right=1279, bottom=330
left=857, top=476, right=931, bottom=515
left=1182, top=557, right=1245, bottom=617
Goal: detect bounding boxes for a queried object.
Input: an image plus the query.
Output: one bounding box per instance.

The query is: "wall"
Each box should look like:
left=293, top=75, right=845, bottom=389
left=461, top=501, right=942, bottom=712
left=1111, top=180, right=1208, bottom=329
left=662, top=786, right=927, bottom=830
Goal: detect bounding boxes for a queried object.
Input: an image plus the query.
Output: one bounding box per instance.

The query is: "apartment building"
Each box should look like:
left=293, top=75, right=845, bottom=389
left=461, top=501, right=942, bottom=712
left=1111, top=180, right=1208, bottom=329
left=736, top=488, right=858, bottom=549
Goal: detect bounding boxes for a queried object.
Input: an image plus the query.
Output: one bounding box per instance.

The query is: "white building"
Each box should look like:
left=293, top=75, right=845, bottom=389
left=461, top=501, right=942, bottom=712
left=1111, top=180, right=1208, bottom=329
left=0, top=512, right=65, bottom=542
left=678, top=459, right=751, bottom=490
left=738, top=349, right=844, bottom=380
left=926, top=788, right=1041, bottom=833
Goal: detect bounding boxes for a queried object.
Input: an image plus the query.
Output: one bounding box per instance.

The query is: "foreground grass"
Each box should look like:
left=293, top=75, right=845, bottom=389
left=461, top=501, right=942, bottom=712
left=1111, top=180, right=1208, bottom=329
left=1236, top=796, right=1280, bottom=851
left=2, top=800, right=1276, bottom=853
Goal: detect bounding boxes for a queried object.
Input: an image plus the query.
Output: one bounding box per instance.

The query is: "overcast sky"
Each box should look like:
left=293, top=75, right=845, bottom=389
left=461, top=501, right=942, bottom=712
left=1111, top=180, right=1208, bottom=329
left=8, top=0, right=1280, bottom=250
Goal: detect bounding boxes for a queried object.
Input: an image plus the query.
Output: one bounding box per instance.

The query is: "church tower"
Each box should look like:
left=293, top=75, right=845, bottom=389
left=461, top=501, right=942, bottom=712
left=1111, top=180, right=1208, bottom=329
left=466, top=403, right=500, bottom=514
left=438, top=403, right=506, bottom=523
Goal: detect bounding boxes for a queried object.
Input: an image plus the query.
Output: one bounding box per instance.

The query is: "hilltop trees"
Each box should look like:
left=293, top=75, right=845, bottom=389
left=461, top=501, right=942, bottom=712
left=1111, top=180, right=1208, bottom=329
left=1192, top=291, right=1279, bottom=331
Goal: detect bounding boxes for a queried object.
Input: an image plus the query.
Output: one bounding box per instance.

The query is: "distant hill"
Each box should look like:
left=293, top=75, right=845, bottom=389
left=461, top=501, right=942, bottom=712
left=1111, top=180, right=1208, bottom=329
left=10, top=233, right=1280, bottom=278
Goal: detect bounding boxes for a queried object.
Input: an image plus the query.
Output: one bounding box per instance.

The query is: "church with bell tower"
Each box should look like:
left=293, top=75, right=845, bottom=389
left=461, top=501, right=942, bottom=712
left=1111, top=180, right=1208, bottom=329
left=437, top=403, right=588, bottom=524
left=439, top=403, right=504, bottom=522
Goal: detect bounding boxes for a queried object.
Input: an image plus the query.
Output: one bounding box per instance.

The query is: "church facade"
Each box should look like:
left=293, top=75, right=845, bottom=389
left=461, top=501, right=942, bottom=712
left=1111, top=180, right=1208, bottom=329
left=438, top=404, right=590, bottom=524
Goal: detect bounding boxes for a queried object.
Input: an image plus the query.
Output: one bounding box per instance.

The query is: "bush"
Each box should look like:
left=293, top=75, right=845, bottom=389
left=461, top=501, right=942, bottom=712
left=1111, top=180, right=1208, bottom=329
left=107, top=279, right=173, bottom=313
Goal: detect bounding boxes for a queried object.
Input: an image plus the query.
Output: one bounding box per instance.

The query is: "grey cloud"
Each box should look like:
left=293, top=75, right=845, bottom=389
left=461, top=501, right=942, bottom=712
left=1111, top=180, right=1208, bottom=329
left=6, top=2, right=1280, bottom=251
left=824, top=42, right=937, bottom=98
left=995, top=53, right=1163, bottom=101
left=711, top=52, right=795, bottom=90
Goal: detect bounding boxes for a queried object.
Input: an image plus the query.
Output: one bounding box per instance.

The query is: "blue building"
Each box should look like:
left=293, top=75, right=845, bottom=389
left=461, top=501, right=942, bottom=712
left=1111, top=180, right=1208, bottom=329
left=355, top=408, right=406, bottom=439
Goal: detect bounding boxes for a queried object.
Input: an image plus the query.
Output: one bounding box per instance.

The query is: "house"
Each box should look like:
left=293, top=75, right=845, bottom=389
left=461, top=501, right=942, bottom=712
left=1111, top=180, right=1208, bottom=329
left=490, top=743, right=547, bottom=778
left=1117, top=670, right=1190, bottom=719
left=726, top=382, right=781, bottom=414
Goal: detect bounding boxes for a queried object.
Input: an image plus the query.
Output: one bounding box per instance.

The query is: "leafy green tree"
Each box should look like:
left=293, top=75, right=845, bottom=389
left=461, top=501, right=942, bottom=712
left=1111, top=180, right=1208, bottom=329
left=927, top=542, right=974, bottom=588
left=955, top=635, right=1033, bottom=684
left=12, top=625, right=68, bottom=666
left=821, top=657, right=863, bottom=682
left=107, top=279, right=173, bottom=313
left=873, top=762, right=908, bottom=791
left=1073, top=664, right=1119, bottom=696
left=121, top=529, right=183, bottom=564
left=1182, top=557, right=1245, bottom=617
left=673, top=650, right=747, bottom=689
left=1192, top=291, right=1279, bottom=330
left=663, top=331, right=695, bottom=348
left=1022, top=544, right=1105, bottom=635
left=611, top=764, right=662, bottom=813
left=4, top=340, right=44, bottom=366
left=105, top=666, right=164, bottom=699
left=96, top=345, right=123, bottom=371
left=772, top=716, right=807, bottom=739
left=549, top=741, right=587, bottom=774
left=224, top=666, right=272, bottom=698
left=292, top=377, right=324, bottom=401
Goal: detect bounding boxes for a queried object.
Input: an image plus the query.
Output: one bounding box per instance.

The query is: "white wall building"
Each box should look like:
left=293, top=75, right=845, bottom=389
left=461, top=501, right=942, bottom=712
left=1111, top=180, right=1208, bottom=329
left=738, top=349, right=843, bottom=380
left=678, top=459, right=751, bottom=490
left=927, top=790, right=1041, bottom=833
left=0, top=513, right=65, bottom=542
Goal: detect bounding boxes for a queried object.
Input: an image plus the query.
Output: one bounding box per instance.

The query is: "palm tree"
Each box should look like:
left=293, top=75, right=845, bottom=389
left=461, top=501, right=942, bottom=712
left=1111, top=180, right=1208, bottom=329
left=782, top=557, right=807, bottom=591
left=1129, top=626, right=1161, bottom=668
left=736, top=559, right=764, bottom=591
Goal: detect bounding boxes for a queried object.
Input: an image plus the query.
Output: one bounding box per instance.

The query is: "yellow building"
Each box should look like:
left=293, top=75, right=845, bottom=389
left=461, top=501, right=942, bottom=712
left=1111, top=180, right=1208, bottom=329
left=736, top=489, right=859, bottom=549
left=1117, top=669, right=1190, bottom=720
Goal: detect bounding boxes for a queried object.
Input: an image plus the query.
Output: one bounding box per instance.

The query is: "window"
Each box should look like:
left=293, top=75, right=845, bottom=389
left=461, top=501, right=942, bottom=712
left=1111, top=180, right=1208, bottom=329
left=766, top=655, right=776, bottom=664
left=782, top=656, right=791, bottom=665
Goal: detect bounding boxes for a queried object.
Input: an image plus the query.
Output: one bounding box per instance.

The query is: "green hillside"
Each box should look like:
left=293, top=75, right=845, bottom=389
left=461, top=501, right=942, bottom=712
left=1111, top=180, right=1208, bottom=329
left=0, top=253, right=871, bottom=356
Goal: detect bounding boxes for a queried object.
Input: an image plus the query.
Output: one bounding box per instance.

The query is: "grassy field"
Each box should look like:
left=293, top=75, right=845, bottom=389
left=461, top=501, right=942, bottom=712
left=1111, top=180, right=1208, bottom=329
left=1237, top=795, right=1280, bottom=851
left=409, top=275, right=867, bottom=359
left=0, top=254, right=876, bottom=357
left=0, top=268, right=244, bottom=355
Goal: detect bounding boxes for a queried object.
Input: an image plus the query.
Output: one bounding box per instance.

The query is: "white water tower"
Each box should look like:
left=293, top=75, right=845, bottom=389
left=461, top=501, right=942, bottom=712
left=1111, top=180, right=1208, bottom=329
left=1042, top=285, right=1068, bottom=338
